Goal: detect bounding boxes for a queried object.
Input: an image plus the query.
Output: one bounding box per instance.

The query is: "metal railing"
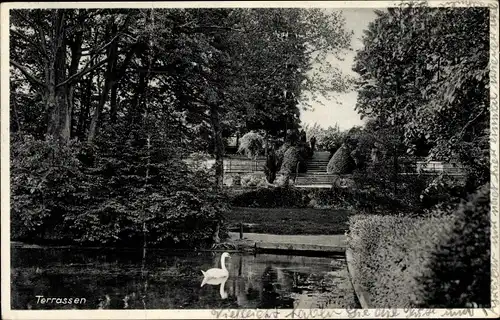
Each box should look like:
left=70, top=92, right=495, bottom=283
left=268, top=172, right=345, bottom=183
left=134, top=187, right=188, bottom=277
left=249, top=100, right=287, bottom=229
left=224, top=158, right=266, bottom=173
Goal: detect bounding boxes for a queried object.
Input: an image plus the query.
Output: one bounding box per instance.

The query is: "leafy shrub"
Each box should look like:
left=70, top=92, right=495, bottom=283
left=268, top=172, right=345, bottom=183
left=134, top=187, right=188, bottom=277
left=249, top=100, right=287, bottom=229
left=10, top=135, right=89, bottom=243
left=319, top=127, right=345, bottom=154
left=237, top=131, right=264, bottom=159
left=276, top=142, right=291, bottom=164
left=280, top=147, right=300, bottom=174
left=416, top=183, right=490, bottom=308
left=347, top=184, right=490, bottom=308
left=263, top=149, right=280, bottom=183
left=297, top=140, right=312, bottom=171
left=327, top=143, right=356, bottom=174
left=230, top=187, right=309, bottom=208
left=279, top=146, right=300, bottom=185
left=10, top=133, right=228, bottom=249
left=240, top=173, right=267, bottom=188
left=229, top=186, right=401, bottom=211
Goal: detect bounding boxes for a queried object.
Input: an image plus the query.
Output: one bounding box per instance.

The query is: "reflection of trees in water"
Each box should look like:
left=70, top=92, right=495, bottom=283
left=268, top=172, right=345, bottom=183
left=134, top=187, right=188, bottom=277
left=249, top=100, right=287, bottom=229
left=227, top=256, right=298, bottom=309
left=259, top=266, right=293, bottom=309
left=227, top=254, right=264, bottom=308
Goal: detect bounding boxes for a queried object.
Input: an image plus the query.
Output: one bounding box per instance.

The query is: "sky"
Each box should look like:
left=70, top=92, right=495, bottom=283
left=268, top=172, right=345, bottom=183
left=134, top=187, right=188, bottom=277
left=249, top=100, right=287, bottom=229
left=300, top=8, right=378, bottom=130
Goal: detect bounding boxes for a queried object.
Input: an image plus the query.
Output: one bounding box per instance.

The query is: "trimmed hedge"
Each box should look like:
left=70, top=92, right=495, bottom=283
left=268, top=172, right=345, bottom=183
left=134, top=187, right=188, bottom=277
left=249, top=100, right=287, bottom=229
left=229, top=186, right=408, bottom=211
left=416, top=183, right=490, bottom=308
left=230, top=187, right=311, bottom=208
left=347, top=184, right=490, bottom=308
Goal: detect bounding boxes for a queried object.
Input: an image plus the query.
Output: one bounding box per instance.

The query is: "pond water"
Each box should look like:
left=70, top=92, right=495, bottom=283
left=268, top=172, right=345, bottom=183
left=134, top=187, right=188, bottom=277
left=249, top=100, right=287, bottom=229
left=11, top=245, right=358, bottom=309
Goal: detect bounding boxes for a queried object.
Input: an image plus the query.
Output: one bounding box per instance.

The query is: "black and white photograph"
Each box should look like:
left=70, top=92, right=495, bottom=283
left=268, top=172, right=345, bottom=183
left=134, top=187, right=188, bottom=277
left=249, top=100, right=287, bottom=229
left=1, top=1, right=499, bottom=318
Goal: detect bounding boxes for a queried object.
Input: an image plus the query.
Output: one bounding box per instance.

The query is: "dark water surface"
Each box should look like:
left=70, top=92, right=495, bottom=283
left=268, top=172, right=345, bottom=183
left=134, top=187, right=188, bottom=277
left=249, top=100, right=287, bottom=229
left=11, top=246, right=349, bottom=309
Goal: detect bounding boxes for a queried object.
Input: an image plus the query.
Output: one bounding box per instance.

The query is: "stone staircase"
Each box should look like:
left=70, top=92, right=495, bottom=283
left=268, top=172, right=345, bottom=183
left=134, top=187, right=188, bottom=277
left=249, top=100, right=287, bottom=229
left=305, top=151, right=330, bottom=173
left=295, top=151, right=337, bottom=187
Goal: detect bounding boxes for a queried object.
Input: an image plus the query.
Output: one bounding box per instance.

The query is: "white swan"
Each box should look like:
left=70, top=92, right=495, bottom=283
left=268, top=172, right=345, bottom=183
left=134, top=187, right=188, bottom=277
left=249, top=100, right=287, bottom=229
left=201, top=252, right=230, bottom=287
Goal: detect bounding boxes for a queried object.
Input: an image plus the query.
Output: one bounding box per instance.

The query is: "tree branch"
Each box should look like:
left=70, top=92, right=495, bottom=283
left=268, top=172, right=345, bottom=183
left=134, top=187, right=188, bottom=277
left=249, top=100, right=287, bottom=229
left=458, top=109, right=485, bottom=138
left=10, top=60, right=45, bottom=87
left=116, top=43, right=139, bottom=80
left=10, top=28, right=48, bottom=57
left=11, top=10, right=34, bottom=28
left=56, top=57, right=109, bottom=88
left=80, top=34, right=121, bottom=56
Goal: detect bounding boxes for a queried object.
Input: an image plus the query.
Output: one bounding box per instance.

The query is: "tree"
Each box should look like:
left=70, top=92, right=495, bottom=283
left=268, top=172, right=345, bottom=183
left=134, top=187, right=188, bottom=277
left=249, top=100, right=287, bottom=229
left=237, top=9, right=353, bottom=141
left=10, top=9, right=138, bottom=143
left=353, top=6, right=489, bottom=190
left=237, top=131, right=264, bottom=159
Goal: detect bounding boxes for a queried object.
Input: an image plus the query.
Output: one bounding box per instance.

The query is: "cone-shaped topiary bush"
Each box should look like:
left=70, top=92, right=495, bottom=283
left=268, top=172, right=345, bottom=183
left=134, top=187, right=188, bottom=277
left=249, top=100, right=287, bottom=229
left=327, top=143, right=356, bottom=174
left=279, top=146, right=300, bottom=185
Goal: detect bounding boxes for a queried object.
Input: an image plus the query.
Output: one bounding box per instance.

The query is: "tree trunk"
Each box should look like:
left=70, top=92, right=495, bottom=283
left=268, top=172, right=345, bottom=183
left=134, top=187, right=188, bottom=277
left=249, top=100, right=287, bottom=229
left=393, top=148, right=398, bottom=197
left=128, top=73, right=147, bottom=129
left=45, top=11, right=85, bottom=144
left=46, top=85, right=72, bottom=143
left=87, top=76, right=110, bottom=143
left=110, top=43, right=139, bottom=123
left=210, top=104, right=224, bottom=189
left=109, top=83, right=118, bottom=123
left=46, top=11, right=71, bottom=143
left=80, top=77, right=91, bottom=138
left=76, top=74, right=93, bottom=139
left=88, top=23, right=118, bottom=143
left=264, top=131, right=269, bottom=159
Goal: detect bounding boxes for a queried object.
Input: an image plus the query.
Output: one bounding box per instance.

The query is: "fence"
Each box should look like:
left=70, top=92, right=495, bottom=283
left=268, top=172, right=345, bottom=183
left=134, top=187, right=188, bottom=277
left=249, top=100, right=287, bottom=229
left=191, top=156, right=465, bottom=176
left=224, top=158, right=266, bottom=173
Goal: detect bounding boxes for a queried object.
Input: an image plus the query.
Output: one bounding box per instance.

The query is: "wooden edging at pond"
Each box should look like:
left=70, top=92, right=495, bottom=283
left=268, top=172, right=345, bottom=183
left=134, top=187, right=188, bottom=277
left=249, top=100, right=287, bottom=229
left=345, top=248, right=371, bottom=309
left=255, top=242, right=345, bottom=255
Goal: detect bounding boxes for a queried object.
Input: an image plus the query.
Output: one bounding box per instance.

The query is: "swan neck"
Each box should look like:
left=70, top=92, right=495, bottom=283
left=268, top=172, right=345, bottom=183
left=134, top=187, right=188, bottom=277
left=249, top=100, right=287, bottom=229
left=221, top=255, right=227, bottom=271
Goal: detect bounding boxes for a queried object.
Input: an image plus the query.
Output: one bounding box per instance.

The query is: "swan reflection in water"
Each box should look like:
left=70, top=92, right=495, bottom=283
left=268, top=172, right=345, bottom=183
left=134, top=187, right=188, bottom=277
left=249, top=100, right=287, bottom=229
left=200, top=252, right=231, bottom=299
left=200, top=274, right=229, bottom=299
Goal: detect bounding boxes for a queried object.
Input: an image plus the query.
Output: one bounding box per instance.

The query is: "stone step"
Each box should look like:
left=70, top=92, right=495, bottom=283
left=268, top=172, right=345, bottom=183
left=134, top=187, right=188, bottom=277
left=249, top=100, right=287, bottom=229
left=296, top=177, right=336, bottom=183
left=297, top=174, right=335, bottom=177
left=313, top=152, right=331, bottom=156
left=298, top=172, right=335, bottom=176
left=296, top=175, right=335, bottom=178
left=297, top=175, right=332, bottom=178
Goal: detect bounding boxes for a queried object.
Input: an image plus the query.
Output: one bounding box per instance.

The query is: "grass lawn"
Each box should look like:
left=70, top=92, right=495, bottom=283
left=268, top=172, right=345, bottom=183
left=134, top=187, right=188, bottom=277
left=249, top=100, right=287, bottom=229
left=224, top=207, right=351, bottom=235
